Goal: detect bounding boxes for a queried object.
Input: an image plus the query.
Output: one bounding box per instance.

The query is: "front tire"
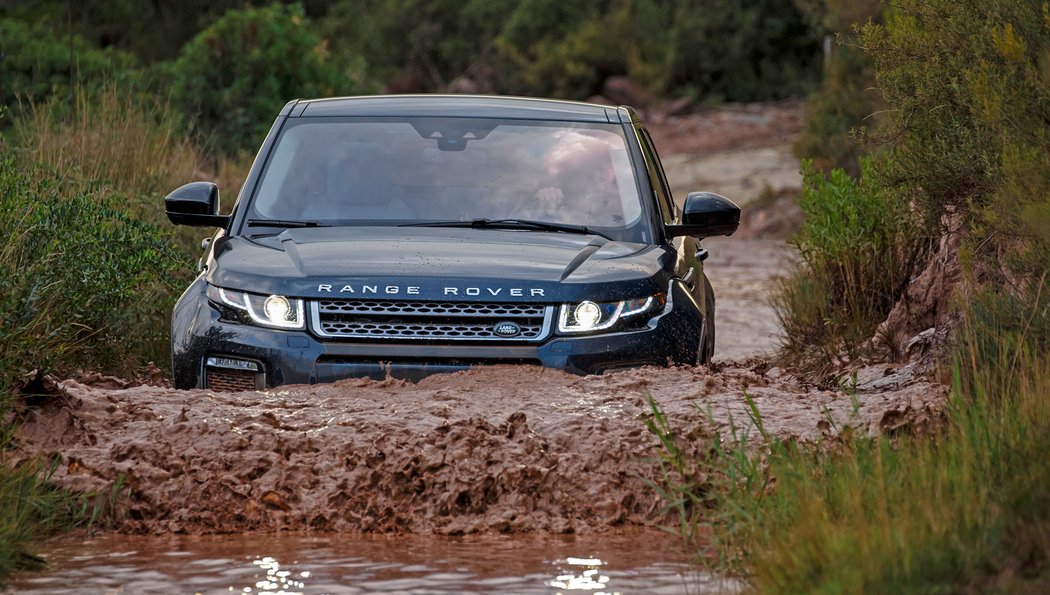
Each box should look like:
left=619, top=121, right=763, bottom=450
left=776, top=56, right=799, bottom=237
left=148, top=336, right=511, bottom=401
left=698, top=276, right=716, bottom=364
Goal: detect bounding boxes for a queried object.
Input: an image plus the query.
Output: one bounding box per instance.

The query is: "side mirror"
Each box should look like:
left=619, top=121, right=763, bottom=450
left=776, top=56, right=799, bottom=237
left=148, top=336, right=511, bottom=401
left=165, top=182, right=230, bottom=227
left=665, top=192, right=740, bottom=238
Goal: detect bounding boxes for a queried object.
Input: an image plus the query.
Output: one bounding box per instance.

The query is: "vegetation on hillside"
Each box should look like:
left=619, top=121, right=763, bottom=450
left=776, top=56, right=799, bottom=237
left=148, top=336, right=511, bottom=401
left=171, top=3, right=350, bottom=154
left=648, top=0, right=1050, bottom=590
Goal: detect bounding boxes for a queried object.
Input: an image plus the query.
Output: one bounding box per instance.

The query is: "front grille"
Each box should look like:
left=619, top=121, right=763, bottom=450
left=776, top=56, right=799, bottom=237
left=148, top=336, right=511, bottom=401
left=311, top=299, right=553, bottom=341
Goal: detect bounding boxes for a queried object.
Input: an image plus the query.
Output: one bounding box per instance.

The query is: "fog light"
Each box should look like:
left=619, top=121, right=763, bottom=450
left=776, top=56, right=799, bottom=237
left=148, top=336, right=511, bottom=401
left=574, top=301, right=602, bottom=329
left=264, top=295, right=291, bottom=321
left=205, top=356, right=260, bottom=372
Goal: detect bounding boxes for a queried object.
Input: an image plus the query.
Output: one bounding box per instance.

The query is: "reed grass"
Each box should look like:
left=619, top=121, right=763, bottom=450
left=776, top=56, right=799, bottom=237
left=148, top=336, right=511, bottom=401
left=12, top=86, right=203, bottom=208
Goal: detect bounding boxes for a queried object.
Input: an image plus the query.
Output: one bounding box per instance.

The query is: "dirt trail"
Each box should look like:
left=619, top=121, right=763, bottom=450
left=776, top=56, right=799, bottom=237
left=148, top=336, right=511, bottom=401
left=7, top=101, right=947, bottom=536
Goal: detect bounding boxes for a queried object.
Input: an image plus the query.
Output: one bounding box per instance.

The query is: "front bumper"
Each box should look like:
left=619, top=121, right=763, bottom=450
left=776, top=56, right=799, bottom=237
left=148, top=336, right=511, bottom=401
left=171, top=278, right=703, bottom=389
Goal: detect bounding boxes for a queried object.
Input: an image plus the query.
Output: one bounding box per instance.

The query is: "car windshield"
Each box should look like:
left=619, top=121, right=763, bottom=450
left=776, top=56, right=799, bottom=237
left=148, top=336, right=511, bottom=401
left=246, top=117, right=650, bottom=242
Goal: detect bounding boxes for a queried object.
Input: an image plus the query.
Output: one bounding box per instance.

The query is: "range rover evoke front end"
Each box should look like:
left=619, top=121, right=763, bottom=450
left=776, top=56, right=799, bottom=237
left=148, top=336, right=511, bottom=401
left=166, top=95, right=739, bottom=390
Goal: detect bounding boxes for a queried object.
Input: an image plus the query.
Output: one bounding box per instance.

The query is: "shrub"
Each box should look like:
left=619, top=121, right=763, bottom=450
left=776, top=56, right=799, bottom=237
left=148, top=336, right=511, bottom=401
left=0, top=19, right=137, bottom=117
left=171, top=3, right=348, bottom=156
left=320, top=0, right=506, bottom=93
left=320, top=0, right=822, bottom=101
left=665, top=0, right=823, bottom=102
left=0, top=160, right=183, bottom=386
left=773, top=160, right=923, bottom=370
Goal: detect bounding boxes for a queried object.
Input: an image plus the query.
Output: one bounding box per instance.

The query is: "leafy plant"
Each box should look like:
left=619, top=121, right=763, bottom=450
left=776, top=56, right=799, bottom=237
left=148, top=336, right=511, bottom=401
left=773, top=159, right=924, bottom=371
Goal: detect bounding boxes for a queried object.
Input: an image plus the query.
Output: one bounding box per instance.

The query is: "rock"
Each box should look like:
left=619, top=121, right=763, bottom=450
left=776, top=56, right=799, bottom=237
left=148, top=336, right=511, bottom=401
left=446, top=76, right=479, bottom=94
left=601, top=76, right=658, bottom=109
left=875, top=220, right=963, bottom=359
left=585, top=94, right=615, bottom=106
left=661, top=96, right=694, bottom=117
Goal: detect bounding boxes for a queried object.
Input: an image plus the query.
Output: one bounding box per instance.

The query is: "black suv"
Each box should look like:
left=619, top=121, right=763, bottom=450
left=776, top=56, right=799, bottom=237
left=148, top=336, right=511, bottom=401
left=166, top=95, right=739, bottom=390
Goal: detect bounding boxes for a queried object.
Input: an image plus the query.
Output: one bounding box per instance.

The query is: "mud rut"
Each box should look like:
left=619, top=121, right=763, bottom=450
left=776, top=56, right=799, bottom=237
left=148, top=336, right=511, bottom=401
left=8, top=104, right=947, bottom=536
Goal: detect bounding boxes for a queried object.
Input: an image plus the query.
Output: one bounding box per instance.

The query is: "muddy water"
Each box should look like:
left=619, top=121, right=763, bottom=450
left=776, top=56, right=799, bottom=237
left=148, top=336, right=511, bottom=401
left=702, top=237, right=792, bottom=361
left=9, top=529, right=734, bottom=594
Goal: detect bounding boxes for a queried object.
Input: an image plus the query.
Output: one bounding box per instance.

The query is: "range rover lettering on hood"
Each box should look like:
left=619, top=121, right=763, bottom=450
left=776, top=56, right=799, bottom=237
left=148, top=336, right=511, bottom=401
left=317, top=284, right=545, bottom=297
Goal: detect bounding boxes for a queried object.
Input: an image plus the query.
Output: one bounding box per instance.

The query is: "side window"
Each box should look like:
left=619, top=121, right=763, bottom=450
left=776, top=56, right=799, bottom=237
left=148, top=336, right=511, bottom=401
left=635, top=127, right=676, bottom=224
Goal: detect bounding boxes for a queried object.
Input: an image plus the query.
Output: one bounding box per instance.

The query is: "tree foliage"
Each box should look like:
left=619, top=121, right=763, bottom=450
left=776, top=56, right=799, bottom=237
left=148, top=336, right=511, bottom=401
left=320, top=0, right=822, bottom=101
left=778, top=0, right=1050, bottom=366
left=865, top=0, right=1050, bottom=352
left=0, top=18, right=136, bottom=115
left=794, top=0, right=884, bottom=175
left=171, top=3, right=349, bottom=155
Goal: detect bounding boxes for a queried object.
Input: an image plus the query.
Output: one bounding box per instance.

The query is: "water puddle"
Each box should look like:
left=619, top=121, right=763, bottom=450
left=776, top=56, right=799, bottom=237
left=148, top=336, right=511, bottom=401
left=9, top=529, right=738, bottom=593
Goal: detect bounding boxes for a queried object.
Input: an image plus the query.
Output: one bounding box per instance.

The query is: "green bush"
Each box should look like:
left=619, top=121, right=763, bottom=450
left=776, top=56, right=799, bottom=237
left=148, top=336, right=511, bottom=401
left=773, top=160, right=923, bottom=369
left=0, top=160, right=183, bottom=387
left=665, top=0, right=822, bottom=102
left=171, top=3, right=348, bottom=155
left=0, top=18, right=137, bottom=117
left=487, top=0, right=682, bottom=99
left=320, top=0, right=506, bottom=93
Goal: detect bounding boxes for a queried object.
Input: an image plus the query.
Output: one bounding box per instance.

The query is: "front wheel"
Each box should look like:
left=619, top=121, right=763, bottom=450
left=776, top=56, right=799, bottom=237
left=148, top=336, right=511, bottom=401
left=698, top=276, right=716, bottom=365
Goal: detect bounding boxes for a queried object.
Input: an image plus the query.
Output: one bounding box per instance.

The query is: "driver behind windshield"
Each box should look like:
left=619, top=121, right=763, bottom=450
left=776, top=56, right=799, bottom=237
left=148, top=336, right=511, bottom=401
left=516, top=131, right=627, bottom=227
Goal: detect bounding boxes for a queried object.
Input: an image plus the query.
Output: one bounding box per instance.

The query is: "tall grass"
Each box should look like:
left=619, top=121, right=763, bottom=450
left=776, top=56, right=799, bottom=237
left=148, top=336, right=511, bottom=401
left=13, top=86, right=203, bottom=207
left=0, top=84, right=226, bottom=580
left=649, top=293, right=1050, bottom=591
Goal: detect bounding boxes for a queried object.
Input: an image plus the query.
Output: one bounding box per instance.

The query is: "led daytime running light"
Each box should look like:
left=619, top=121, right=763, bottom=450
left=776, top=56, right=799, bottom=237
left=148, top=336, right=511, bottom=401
left=557, top=293, right=664, bottom=333
left=209, top=285, right=304, bottom=330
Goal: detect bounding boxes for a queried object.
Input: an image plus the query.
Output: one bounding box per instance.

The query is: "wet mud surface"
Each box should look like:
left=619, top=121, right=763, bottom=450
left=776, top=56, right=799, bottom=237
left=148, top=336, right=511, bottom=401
left=10, top=359, right=943, bottom=536
left=8, top=528, right=723, bottom=594
left=703, top=237, right=793, bottom=361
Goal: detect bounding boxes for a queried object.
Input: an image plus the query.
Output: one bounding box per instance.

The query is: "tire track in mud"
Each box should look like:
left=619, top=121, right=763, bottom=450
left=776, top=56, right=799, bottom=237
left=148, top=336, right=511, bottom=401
left=9, top=359, right=944, bottom=535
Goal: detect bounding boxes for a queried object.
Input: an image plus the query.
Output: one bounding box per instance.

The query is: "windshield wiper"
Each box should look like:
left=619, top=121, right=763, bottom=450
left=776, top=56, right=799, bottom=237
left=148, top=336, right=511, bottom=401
left=400, top=218, right=613, bottom=241
left=246, top=218, right=329, bottom=229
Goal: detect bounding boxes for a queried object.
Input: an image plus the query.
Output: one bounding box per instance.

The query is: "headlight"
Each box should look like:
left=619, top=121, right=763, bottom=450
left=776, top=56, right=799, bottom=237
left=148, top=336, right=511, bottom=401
left=558, top=293, right=665, bottom=333
left=206, top=285, right=305, bottom=330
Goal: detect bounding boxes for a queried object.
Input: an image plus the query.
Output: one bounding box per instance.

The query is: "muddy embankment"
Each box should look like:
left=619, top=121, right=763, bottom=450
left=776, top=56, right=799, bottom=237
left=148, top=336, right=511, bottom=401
left=7, top=101, right=947, bottom=536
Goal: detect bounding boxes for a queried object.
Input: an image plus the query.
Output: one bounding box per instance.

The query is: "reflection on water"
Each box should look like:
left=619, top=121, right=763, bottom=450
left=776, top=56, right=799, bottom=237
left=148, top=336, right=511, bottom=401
left=9, top=529, right=740, bottom=594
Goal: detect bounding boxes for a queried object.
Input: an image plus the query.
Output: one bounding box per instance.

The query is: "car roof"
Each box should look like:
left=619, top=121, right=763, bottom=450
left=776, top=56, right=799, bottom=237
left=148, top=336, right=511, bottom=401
left=290, top=94, right=631, bottom=123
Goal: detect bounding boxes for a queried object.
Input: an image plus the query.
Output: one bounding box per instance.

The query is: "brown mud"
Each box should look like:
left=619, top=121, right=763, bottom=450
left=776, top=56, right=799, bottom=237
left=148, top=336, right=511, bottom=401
left=6, top=101, right=948, bottom=538
left=9, top=361, right=943, bottom=536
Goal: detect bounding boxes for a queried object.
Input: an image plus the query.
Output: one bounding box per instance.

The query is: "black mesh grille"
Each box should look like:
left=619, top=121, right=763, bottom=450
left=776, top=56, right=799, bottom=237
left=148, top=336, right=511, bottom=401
left=312, top=300, right=551, bottom=341
left=205, top=368, right=257, bottom=392
left=316, top=300, right=544, bottom=317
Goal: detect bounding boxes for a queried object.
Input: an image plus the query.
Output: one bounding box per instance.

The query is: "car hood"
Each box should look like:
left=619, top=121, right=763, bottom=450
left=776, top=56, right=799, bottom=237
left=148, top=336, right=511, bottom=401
left=206, top=227, right=675, bottom=302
